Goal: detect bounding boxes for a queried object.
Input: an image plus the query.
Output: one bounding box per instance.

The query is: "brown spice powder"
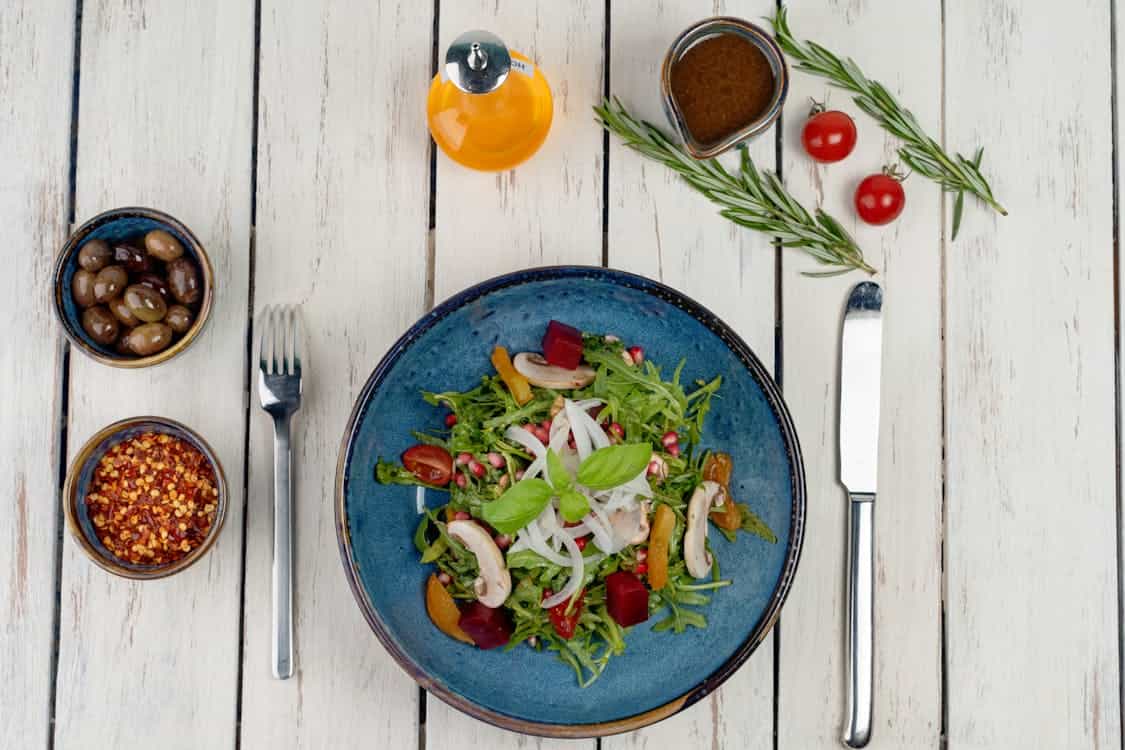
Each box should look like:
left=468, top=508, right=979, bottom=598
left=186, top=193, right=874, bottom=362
left=670, top=33, right=776, bottom=146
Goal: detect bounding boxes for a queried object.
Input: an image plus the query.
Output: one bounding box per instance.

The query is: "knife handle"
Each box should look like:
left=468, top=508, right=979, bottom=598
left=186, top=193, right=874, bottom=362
left=842, top=493, right=874, bottom=748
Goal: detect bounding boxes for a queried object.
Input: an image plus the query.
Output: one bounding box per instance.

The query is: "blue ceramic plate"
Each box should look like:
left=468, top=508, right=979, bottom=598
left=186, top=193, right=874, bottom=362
left=336, top=267, right=805, bottom=737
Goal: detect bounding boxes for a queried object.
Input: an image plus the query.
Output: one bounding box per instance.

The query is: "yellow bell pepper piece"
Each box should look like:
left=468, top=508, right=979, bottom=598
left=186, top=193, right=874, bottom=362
left=647, top=504, right=676, bottom=591
left=491, top=346, right=533, bottom=405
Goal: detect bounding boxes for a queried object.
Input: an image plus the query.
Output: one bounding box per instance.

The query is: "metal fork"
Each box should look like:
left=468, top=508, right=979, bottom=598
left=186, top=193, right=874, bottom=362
left=258, top=305, right=303, bottom=680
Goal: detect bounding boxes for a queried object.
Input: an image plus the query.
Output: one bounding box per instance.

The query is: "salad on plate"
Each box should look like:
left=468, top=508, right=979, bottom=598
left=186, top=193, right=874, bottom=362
left=376, top=320, right=776, bottom=686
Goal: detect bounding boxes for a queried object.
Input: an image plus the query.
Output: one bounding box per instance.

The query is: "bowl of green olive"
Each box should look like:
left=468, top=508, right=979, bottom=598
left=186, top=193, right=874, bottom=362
left=51, top=207, right=214, bottom=367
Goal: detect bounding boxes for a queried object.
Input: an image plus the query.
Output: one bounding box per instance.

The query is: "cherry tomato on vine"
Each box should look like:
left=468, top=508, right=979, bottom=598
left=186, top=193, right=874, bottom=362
left=402, top=444, right=453, bottom=486
left=801, top=109, right=857, bottom=163
left=855, top=170, right=906, bottom=225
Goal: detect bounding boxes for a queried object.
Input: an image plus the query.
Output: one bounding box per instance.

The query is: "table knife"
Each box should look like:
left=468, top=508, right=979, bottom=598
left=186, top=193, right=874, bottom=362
left=839, top=281, right=882, bottom=748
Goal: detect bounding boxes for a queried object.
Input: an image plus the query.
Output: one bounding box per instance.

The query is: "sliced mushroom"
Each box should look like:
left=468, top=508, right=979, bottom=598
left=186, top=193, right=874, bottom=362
left=512, top=352, right=595, bottom=389
left=684, top=481, right=724, bottom=578
left=608, top=500, right=651, bottom=547
left=447, top=520, right=512, bottom=607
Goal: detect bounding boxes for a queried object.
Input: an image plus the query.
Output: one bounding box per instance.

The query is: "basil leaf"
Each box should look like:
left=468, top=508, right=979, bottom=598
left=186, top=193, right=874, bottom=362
left=546, top=449, right=572, bottom=491
left=481, top=478, right=553, bottom=534
left=576, top=443, right=652, bottom=490
left=559, top=489, right=590, bottom=523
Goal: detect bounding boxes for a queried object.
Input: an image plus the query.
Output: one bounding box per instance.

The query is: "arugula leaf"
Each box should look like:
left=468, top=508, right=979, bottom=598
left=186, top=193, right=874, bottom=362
left=481, top=478, right=553, bottom=534
left=506, top=549, right=560, bottom=572
left=420, top=537, right=447, bottom=563
left=559, top=489, right=590, bottom=523
left=546, top=449, right=572, bottom=490
left=740, top=504, right=778, bottom=543
left=577, top=443, right=652, bottom=490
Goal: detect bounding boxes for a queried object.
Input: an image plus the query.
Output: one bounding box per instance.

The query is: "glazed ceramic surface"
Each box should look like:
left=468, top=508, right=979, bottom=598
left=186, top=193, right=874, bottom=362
left=337, top=267, right=805, bottom=736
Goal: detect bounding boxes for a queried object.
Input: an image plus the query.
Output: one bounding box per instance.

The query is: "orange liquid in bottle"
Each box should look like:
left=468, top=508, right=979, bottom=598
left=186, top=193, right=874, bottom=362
left=427, top=51, right=553, bottom=172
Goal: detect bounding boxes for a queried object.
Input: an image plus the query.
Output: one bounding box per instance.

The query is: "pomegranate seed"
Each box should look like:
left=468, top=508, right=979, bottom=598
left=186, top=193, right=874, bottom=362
left=515, top=469, right=526, bottom=480
left=542, top=588, right=554, bottom=599
left=445, top=413, right=458, bottom=427
left=453, top=510, right=471, bottom=521
left=454, top=474, right=467, bottom=489
left=628, top=346, right=644, bottom=365
left=534, top=426, right=550, bottom=443
left=437, top=572, right=452, bottom=586
left=468, top=460, right=486, bottom=478
left=609, top=422, right=624, bottom=439
left=456, top=452, right=473, bottom=465
left=567, top=434, right=577, bottom=450
left=667, top=443, right=681, bottom=458
left=527, top=635, right=538, bottom=647
left=589, top=404, right=605, bottom=419
left=661, top=430, right=679, bottom=448
left=540, top=419, right=552, bottom=431
left=494, top=534, right=512, bottom=550
left=487, top=452, right=505, bottom=469
left=604, top=334, right=621, bottom=343
left=647, top=456, right=668, bottom=479
left=574, top=536, right=588, bottom=551
left=498, top=474, right=510, bottom=489
left=635, top=548, right=648, bottom=562
left=635, top=562, right=648, bottom=575
left=621, top=350, right=635, bottom=366
left=522, top=424, right=537, bottom=433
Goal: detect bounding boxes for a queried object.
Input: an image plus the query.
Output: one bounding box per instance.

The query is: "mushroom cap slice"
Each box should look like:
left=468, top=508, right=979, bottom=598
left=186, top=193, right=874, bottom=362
left=447, top=520, right=512, bottom=608
left=608, top=500, right=651, bottom=548
left=512, top=352, right=596, bottom=389
left=684, top=481, right=725, bottom=578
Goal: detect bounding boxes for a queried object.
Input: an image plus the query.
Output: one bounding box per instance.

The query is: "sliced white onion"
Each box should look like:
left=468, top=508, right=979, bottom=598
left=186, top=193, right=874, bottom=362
left=564, top=399, right=594, bottom=459
left=571, top=398, right=604, bottom=411
left=523, top=515, right=572, bottom=566
left=541, top=531, right=584, bottom=609
left=568, top=402, right=611, bottom=452
left=583, top=499, right=619, bottom=553
left=548, top=414, right=572, bottom=453
left=505, top=425, right=546, bottom=459
left=509, top=534, right=531, bottom=554
left=523, top=455, right=545, bottom=480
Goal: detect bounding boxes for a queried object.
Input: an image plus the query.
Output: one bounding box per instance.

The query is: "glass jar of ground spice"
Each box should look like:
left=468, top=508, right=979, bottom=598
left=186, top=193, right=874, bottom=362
left=661, top=17, right=789, bottom=159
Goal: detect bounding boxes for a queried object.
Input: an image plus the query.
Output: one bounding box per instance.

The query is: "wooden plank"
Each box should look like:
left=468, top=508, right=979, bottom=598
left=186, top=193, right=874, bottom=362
left=945, top=1, right=1119, bottom=748
left=52, top=1, right=253, bottom=748
left=0, top=0, right=75, bottom=746
left=604, top=1, right=776, bottom=747
left=776, top=2, right=944, bottom=748
left=425, top=1, right=603, bottom=747
left=237, top=1, right=432, bottom=747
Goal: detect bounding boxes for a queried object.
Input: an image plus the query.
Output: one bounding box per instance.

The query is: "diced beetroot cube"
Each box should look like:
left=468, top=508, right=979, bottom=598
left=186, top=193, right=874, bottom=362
left=542, top=320, right=584, bottom=370
left=458, top=601, right=512, bottom=649
left=606, top=571, right=650, bottom=627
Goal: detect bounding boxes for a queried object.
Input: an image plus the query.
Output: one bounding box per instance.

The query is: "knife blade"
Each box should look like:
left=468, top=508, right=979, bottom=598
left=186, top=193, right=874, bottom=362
left=839, top=281, right=882, bottom=749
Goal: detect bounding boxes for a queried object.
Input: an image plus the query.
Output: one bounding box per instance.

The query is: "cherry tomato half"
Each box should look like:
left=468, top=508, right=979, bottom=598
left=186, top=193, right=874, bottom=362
left=855, top=173, right=906, bottom=225
left=402, top=444, right=453, bottom=486
left=545, top=588, right=585, bottom=640
left=801, top=110, right=857, bottom=163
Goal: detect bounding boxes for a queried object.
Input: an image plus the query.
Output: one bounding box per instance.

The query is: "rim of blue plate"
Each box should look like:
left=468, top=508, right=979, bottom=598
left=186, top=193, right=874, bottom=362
left=335, top=266, right=806, bottom=738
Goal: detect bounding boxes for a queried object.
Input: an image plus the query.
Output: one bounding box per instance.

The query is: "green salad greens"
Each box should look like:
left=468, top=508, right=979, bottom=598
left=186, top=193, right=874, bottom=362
left=376, top=325, right=775, bottom=686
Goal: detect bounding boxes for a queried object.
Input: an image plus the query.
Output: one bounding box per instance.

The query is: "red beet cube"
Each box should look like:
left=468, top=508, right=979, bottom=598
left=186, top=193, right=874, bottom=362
left=542, top=320, right=584, bottom=370
left=458, top=601, right=512, bottom=649
left=605, top=571, right=650, bottom=627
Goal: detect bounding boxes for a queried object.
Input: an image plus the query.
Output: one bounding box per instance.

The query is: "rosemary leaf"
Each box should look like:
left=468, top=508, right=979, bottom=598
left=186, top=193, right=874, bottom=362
left=771, top=6, right=1007, bottom=236
left=594, top=97, right=874, bottom=276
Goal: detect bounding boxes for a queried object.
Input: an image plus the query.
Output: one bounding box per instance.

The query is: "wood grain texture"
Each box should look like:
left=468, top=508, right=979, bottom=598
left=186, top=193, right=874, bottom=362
left=0, top=1, right=74, bottom=747
left=52, top=1, right=253, bottom=748
left=426, top=1, right=602, bottom=747
left=945, top=1, right=1119, bottom=748
left=604, top=1, right=776, bottom=748
left=776, top=1, right=943, bottom=748
left=238, top=1, right=432, bottom=748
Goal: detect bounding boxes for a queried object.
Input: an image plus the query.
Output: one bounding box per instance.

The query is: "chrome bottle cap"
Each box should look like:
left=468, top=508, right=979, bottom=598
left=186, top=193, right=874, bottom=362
left=444, top=30, right=511, bottom=94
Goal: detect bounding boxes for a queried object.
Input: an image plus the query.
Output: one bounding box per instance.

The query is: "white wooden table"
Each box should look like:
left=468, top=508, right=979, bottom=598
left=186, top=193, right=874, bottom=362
left=2, top=1, right=1119, bottom=747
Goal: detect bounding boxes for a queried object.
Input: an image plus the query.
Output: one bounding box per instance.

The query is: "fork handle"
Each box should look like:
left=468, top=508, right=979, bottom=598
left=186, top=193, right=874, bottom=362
left=271, top=414, right=294, bottom=679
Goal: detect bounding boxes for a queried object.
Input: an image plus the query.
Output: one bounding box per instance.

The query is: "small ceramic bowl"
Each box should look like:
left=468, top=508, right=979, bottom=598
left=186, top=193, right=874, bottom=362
left=661, top=16, right=789, bottom=159
left=51, top=207, right=215, bottom=368
left=63, top=416, right=228, bottom=579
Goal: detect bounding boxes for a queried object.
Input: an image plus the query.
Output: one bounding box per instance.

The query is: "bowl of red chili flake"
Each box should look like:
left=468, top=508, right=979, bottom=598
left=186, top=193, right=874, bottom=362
left=64, top=417, right=227, bottom=578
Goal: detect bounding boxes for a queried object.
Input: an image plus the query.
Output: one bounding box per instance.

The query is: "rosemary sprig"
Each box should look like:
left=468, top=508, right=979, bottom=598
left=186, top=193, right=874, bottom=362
left=594, top=97, right=874, bottom=276
left=771, top=7, right=1006, bottom=239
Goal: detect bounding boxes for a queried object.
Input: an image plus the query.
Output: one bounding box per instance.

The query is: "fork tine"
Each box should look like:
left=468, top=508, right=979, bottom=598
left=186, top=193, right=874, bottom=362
left=273, top=306, right=286, bottom=376
left=259, top=305, right=272, bottom=374
left=282, top=305, right=293, bottom=376
left=290, top=307, right=302, bottom=376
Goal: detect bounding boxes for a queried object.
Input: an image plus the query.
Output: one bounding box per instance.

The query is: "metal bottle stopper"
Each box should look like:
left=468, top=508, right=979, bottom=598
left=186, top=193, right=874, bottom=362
left=444, top=30, right=511, bottom=94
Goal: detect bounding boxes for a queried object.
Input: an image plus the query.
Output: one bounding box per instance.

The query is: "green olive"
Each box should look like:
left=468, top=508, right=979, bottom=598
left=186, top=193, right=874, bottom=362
left=108, top=296, right=140, bottom=327
left=77, top=239, right=112, bottom=272
left=125, top=322, right=174, bottom=356
left=165, top=304, right=194, bottom=333
left=81, top=306, right=119, bottom=346
left=123, top=284, right=167, bottom=323
left=167, top=257, right=201, bottom=305
left=71, top=269, right=97, bottom=308
left=144, top=229, right=184, bottom=261
left=93, top=265, right=127, bottom=303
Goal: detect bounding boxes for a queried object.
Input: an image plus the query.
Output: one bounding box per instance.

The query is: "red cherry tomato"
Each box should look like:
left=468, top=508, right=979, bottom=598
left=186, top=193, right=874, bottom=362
left=854, top=172, right=906, bottom=225
left=801, top=110, right=857, bottom=163
left=402, top=444, right=453, bottom=486
left=545, top=588, right=584, bottom=640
